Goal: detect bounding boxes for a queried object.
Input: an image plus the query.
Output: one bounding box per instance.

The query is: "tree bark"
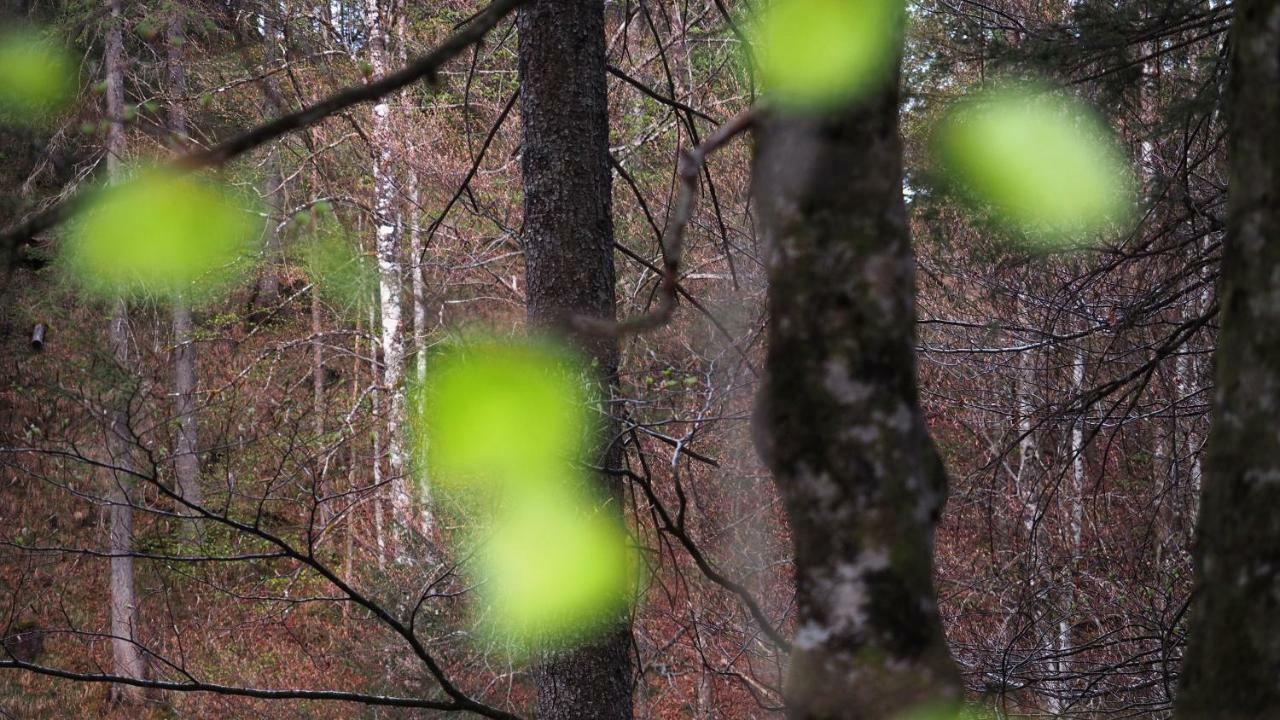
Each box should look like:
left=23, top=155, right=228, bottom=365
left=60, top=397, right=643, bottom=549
left=104, top=0, right=147, bottom=702
left=256, top=4, right=285, bottom=308
left=363, top=0, right=411, bottom=538
left=169, top=12, right=203, bottom=532
left=1175, top=1, right=1280, bottom=717
left=750, top=52, right=963, bottom=720
left=517, top=1, right=633, bottom=718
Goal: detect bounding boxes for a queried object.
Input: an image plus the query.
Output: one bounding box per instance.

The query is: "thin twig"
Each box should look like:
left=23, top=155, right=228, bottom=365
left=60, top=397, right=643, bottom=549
left=571, top=107, right=758, bottom=337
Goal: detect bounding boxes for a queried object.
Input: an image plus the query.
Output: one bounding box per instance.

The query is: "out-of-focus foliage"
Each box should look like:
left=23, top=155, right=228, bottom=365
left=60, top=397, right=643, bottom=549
left=61, top=167, right=262, bottom=303
left=299, top=204, right=377, bottom=317
left=418, top=339, right=590, bottom=496
left=750, top=0, right=903, bottom=111
left=412, top=338, right=635, bottom=655
left=932, top=81, right=1136, bottom=247
left=0, top=28, right=76, bottom=124
left=478, top=487, right=634, bottom=649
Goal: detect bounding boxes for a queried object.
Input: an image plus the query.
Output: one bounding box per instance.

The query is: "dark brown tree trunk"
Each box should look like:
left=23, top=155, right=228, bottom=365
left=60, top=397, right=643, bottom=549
left=517, top=1, right=632, bottom=718
left=1175, top=1, right=1280, bottom=717
left=750, top=46, right=962, bottom=720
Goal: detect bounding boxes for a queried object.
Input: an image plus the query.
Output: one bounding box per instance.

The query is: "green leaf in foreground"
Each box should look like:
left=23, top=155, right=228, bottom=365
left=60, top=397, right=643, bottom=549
left=933, top=82, right=1137, bottom=247
left=62, top=168, right=262, bottom=303
left=751, top=0, right=903, bottom=111
left=415, top=339, right=593, bottom=496
left=477, top=485, right=634, bottom=652
left=412, top=338, right=635, bottom=655
left=0, top=29, right=76, bottom=124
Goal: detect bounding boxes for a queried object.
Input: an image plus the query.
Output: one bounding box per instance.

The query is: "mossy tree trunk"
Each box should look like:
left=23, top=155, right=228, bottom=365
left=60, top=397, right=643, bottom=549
left=1175, top=1, right=1280, bottom=717
left=750, top=48, right=963, bottom=720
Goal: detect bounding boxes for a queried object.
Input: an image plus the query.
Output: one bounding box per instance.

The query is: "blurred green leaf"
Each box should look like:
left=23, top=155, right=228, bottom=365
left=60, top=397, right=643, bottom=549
left=751, top=0, right=903, bottom=111
left=0, top=28, right=76, bottom=124
left=415, top=339, right=592, bottom=497
left=478, top=485, right=634, bottom=651
left=62, top=167, right=262, bottom=303
left=933, top=81, right=1136, bottom=247
left=412, top=338, right=635, bottom=655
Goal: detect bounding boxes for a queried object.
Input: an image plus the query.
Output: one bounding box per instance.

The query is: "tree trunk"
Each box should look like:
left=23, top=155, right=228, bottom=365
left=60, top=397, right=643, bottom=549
left=398, top=15, right=431, bottom=530
left=363, top=0, right=411, bottom=538
left=256, top=4, right=285, bottom=308
left=750, top=54, right=963, bottom=720
left=517, top=1, right=632, bottom=718
left=1175, top=1, right=1280, bottom=717
left=168, top=12, right=203, bottom=532
left=104, top=0, right=147, bottom=701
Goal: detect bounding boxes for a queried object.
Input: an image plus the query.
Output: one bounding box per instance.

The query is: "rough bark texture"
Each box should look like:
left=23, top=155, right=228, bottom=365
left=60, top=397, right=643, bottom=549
left=517, top=1, right=633, bottom=718
left=751, top=74, right=963, bottom=719
left=104, top=0, right=146, bottom=701
left=1175, top=1, right=1280, bottom=717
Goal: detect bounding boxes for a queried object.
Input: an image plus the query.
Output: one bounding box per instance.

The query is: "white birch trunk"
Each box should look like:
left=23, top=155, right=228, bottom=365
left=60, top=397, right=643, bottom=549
left=1052, top=341, right=1087, bottom=716
left=396, top=18, right=431, bottom=536
left=363, top=0, right=411, bottom=540
left=368, top=305, right=388, bottom=570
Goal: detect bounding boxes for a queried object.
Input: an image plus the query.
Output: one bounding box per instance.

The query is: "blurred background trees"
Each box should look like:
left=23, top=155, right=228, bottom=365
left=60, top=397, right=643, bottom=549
left=0, top=0, right=1267, bottom=718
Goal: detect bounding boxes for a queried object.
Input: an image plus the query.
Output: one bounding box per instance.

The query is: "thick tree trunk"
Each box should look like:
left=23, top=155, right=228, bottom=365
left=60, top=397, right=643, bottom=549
left=363, top=0, right=411, bottom=538
left=750, top=61, right=963, bottom=720
left=168, top=13, right=203, bottom=530
left=517, top=1, right=632, bottom=718
left=1175, top=1, right=1280, bottom=717
left=104, top=0, right=147, bottom=701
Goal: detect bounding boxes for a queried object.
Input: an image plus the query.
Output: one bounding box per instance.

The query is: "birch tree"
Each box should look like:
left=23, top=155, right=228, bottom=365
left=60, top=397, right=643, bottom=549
left=363, top=0, right=412, bottom=538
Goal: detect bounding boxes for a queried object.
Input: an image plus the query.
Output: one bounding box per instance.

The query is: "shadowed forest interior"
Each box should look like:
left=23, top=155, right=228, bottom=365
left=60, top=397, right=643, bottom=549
left=2, top=0, right=1278, bottom=718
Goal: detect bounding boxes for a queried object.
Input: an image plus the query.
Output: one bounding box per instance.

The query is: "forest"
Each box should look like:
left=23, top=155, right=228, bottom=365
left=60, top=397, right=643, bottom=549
left=0, top=0, right=1277, bottom=717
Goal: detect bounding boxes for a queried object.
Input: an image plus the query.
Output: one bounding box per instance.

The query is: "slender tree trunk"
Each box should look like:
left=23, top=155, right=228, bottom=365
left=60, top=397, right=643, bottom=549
left=1053, top=340, right=1087, bottom=715
left=517, top=1, right=632, bottom=717
left=104, top=0, right=146, bottom=697
left=397, top=15, right=431, bottom=531
left=168, top=12, right=203, bottom=533
left=363, top=0, right=411, bottom=538
left=1175, top=1, right=1280, bottom=717
left=407, top=166, right=426, bottom=385
left=1012, top=340, right=1062, bottom=712
left=256, top=4, right=285, bottom=308
left=171, top=302, right=202, bottom=513
left=367, top=305, right=387, bottom=570
left=750, top=41, right=962, bottom=720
